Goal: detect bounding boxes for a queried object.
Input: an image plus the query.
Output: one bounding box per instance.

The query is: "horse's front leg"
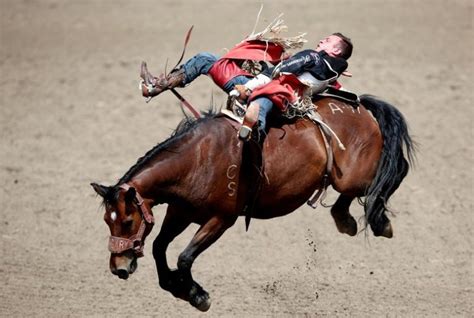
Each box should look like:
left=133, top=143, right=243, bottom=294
left=174, top=215, right=237, bottom=312
left=152, top=206, right=190, bottom=293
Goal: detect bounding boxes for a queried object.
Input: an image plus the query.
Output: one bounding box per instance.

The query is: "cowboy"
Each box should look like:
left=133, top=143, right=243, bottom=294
left=140, top=40, right=286, bottom=99
left=233, top=33, right=353, bottom=140
left=140, top=32, right=352, bottom=139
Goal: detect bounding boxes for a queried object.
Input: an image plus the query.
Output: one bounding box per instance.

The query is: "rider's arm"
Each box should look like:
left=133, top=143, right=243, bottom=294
left=262, top=50, right=320, bottom=78
left=242, top=50, right=318, bottom=93
left=229, top=73, right=271, bottom=101
left=244, top=73, right=271, bottom=90
left=232, top=50, right=318, bottom=100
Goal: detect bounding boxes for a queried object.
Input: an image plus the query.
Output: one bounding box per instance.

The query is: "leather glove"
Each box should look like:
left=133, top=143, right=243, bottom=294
left=234, top=84, right=251, bottom=102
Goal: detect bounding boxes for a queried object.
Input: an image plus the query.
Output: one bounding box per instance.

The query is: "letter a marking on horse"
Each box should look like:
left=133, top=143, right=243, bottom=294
left=329, top=102, right=344, bottom=114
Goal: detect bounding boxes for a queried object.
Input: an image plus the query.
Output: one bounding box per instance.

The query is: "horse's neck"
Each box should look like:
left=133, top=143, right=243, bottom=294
left=129, top=138, right=196, bottom=205
left=128, top=119, right=227, bottom=206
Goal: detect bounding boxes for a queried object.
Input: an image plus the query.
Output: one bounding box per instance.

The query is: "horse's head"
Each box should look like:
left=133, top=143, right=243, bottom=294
left=91, top=182, right=154, bottom=280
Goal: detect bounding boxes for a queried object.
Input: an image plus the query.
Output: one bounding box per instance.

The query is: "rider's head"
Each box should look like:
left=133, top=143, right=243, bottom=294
left=316, top=33, right=353, bottom=60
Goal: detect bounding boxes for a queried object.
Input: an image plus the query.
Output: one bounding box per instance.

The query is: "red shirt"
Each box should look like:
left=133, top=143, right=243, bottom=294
left=207, top=41, right=286, bottom=89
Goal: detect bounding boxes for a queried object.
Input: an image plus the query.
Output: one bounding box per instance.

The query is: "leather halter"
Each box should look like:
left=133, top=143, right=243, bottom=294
left=108, top=184, right=155, bottom=257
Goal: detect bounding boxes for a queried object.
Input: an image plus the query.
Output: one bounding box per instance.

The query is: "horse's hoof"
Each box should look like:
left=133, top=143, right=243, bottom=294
left=332, top=211, right=358, bottom=236
left=194, top=295, right=211, bottom=312
left=336, top=217, right=358, bottom=236
left=373, top=222, right=393, bottom=238
left=189, top=283, right=211, bottom=312
left=381, top=222, right=393, bottom=238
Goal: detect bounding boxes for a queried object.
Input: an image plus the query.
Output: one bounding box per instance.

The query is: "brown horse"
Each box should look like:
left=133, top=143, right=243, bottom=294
left=91, top=95, right=414, bottom=311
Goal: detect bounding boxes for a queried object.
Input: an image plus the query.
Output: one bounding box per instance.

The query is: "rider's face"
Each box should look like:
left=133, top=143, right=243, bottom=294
left=316, top=35, right=343, bottom=57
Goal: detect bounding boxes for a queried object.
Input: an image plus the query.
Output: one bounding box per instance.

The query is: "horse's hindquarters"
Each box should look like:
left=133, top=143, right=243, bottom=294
left=254, top=119, right=328, bottom=218
left=317, top=100, right=383, bottom=195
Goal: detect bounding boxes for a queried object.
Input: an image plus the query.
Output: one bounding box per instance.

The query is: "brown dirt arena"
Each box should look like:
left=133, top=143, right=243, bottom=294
left=1, top=0, right=472, bottom=316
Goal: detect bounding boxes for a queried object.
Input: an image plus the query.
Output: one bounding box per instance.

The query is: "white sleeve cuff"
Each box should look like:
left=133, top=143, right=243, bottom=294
left=244, top=74, right=271, bottom=91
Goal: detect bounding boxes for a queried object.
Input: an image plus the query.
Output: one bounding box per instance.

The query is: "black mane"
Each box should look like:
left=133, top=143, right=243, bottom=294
left=116, top=111, right=218, bottom=186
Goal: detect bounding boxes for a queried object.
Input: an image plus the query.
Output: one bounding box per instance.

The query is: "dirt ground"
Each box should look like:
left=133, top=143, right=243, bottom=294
left=1, top=0, right=472, bottom=317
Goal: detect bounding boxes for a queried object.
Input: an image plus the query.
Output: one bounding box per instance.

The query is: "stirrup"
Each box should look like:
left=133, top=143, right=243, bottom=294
left=238, top=125, right=253, bottom=141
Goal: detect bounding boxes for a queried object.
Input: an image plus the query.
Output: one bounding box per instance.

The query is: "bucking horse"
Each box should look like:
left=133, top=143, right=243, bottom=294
left=91, top=93, right=415, bottom=311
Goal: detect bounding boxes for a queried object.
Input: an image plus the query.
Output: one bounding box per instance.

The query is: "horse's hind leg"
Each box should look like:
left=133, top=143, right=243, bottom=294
left=175, top=215, right=237, bottom=312
left=331, top=194, right=358, bottom=236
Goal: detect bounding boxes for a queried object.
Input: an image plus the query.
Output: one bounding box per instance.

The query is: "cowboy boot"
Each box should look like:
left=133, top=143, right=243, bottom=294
left=238, top=101, right=260, bottom=141
left=140, top=61, right=185, bottom=99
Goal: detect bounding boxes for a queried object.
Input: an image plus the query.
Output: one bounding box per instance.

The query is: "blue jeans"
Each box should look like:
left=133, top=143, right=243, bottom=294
left=182, top=53, right=273, bottom=130
left=253, top=97, right=273, bottom=131
left=182, top=53, right=250, bottom=93
left=181, top=52, right=218, bottom=84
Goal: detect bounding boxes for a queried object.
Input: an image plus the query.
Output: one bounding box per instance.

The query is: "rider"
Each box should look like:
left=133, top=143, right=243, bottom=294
left=140, top=40, right=285, bottom=98
left=140, top=33, right=353, bottom=139
left=234, top=33, right=353, bottom=140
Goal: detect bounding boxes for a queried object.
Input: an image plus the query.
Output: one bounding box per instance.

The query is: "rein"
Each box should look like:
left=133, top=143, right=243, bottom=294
left=170, top=25, right=194, bottom=72
left=107, top=184, right=155, bottom=257
left=171, top=88, right=201, bottom=119
left=169, top=26, right=201, bottom=119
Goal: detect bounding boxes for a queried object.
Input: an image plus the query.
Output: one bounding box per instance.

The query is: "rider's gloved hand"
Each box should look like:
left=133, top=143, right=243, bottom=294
left=233, top=85, right=251, bottom=102
left=229, top=89, right=240, bottom=98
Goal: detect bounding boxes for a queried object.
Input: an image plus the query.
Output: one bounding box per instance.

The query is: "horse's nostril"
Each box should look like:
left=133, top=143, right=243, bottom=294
left=117, top=269, right=129, bottom=280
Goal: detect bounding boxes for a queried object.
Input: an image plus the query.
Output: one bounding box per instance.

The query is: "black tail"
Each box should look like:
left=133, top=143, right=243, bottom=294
left=359, top=95, right=416, bottom=236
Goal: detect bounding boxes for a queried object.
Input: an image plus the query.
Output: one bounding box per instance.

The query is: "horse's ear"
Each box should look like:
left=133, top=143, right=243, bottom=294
left=124, top=187, right=136, bottom=203
left=91, top=182, right=109, bottom=198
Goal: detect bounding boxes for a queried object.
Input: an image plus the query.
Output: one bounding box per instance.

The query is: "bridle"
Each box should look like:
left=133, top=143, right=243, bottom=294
left=108, top=184, right=155, bottom=258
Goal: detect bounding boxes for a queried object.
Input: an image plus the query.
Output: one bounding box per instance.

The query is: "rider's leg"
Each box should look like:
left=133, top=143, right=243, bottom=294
left=238, top=97, right=273, bottom=140
left=181, top=53, right=219, bottom=84
left=141, top=53, right=218, bottom=98
left=256, top=97, right=273, bottom=132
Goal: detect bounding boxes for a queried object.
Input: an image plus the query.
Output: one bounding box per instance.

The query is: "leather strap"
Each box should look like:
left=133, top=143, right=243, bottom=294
left=307, top=112, right=336, bottom=209
left=108, top=221, right=146, bottom=256
left=119, top=184, right=154, bottom=224
left=107, top=184, right=155, bottom=257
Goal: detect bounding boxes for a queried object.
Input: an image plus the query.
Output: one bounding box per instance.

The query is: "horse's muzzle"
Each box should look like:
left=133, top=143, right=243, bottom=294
left=110, top=252, right=137, bottom=279
left=116, top=268, right=129, bottom=280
